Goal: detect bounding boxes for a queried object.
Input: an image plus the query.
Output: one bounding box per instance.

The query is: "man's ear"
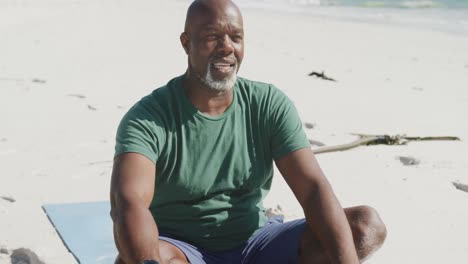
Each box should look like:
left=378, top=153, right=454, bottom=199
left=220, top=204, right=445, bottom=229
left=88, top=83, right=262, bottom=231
left=180, top=32, right=189, bottom=55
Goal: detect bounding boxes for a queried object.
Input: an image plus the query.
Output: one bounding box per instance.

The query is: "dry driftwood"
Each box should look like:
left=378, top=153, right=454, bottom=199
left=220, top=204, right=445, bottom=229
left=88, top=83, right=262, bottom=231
left=312, top=134, right=460, bottom=154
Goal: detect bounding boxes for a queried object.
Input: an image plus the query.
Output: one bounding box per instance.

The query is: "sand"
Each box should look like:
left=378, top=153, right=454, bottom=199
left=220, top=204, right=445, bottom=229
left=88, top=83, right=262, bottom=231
left=1, top=0, right=467, bottom=263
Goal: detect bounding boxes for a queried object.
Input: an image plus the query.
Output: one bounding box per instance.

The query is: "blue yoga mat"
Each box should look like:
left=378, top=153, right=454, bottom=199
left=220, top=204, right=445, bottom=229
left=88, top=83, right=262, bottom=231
left=42, top=201, right=117, bottom=264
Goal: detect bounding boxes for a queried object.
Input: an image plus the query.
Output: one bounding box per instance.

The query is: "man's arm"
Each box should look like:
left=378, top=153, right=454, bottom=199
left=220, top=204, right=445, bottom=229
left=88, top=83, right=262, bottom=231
left=110, top=152, right=162, bottom=263
left=275, top=148, right=359, bottom=264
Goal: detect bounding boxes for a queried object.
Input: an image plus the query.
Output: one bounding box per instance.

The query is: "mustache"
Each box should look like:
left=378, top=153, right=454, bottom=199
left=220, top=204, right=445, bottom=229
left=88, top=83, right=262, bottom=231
left=210, top=56, right=237, bottom=64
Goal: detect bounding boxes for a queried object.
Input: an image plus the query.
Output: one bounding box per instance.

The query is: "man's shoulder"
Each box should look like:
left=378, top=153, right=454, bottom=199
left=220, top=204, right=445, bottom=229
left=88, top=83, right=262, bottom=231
left=132, top=76, right=180, bottom=110
left=236, top=76, right=271, bottom=90
left=236, top=76, right=287, bottom=101
left=121, top=76, right=181, bottom=125
left=147, top=76, right=180, bottom=102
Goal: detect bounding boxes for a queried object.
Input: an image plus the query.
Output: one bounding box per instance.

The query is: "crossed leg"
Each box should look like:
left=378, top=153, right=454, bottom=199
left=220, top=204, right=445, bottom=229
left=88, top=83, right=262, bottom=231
left=298, top=205, right=387, bottom=263
left=115, top=205, right=386, bottom=264
left=114, top=240, right=189, bottom=264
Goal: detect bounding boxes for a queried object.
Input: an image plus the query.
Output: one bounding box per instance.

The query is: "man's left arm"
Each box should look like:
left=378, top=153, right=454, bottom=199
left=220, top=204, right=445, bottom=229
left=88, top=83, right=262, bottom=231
left=275, top=147, right=359, bottom=264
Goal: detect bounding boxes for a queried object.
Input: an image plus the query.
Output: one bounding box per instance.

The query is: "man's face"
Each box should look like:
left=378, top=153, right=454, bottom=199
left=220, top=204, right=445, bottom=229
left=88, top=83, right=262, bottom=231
left=183, top=4, right=244, bottom=91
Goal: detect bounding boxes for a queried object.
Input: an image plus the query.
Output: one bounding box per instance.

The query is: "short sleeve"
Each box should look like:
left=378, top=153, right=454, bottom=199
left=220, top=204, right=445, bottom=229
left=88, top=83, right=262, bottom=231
left=114, top=99, right=166, bottom=164
left=268, top=85, right=310, bottom=160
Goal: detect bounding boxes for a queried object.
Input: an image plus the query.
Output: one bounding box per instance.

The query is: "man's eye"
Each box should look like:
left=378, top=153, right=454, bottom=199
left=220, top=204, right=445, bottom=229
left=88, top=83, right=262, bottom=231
left=232, top=35, right=243, bottom=42
left=206, top=35, right=218, bottom=41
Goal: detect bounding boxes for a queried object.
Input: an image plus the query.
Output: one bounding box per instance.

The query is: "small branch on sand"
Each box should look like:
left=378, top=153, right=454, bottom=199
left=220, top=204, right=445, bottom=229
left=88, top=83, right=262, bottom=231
left=67, top=94, right=86, bottom=99
left=453, top=182, right=468, bottom=193
left=0, top=196, right=15, bottom=203
left=397, top=156, right=420, bottom=166
left=312, top=134, right=460, bottom=154
left=308, top=71, right=337, bottom=82
left=31, top=78, right=46, bottom=84
left=87, top=104, right=97, bottom=111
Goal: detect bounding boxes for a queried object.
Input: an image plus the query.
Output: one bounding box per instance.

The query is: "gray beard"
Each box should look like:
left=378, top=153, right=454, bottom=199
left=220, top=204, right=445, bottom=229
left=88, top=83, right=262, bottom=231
left=196, top=64, right=238, bottom=92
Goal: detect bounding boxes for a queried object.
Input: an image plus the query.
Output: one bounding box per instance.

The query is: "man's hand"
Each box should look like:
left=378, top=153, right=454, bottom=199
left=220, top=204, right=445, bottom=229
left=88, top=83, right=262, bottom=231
left=275, top=148, right=360, bottom=264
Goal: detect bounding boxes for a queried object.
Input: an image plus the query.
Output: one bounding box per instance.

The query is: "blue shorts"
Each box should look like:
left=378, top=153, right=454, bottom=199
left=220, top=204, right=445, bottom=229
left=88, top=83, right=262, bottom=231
left=159, top=216, right=307, bottom=264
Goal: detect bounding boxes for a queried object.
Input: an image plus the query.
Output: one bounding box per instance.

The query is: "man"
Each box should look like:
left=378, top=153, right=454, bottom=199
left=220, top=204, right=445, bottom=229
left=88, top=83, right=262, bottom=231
left=110, top=0, right=387, bottom=263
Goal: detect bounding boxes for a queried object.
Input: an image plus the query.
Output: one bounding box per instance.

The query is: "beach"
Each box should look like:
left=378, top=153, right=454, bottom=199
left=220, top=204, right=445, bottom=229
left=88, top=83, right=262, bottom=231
left=1, top=0, right=468, bottom=263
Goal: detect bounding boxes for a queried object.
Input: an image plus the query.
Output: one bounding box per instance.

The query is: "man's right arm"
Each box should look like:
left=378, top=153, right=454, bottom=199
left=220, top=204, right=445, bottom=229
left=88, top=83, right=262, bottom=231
left=110, top=152, right=162, bottom=264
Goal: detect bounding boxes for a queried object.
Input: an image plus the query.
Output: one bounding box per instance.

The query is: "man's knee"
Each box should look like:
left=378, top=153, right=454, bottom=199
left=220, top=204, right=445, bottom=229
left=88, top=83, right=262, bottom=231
left=167, top=258, right=189, bottom=264
left=115, top=255, right=186, bottom=264
left=159, top=240, right=190, bottom=264
left=346, top=205, right=387, bottom=257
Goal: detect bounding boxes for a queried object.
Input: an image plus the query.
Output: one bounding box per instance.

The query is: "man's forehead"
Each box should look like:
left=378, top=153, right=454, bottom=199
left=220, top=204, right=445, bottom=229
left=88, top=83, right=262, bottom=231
left=185, top=0, right=243, bottom=32
left=197, top=17, right=243, bottom=32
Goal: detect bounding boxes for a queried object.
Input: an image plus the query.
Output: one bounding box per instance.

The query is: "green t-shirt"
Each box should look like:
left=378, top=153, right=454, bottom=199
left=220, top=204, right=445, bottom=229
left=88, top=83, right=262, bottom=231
left=115, top=75, right=309, bottom=251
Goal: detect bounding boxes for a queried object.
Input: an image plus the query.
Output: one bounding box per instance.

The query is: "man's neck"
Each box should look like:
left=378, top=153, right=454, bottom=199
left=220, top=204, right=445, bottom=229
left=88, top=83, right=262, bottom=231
left=182, top=73, right=234, bottom=117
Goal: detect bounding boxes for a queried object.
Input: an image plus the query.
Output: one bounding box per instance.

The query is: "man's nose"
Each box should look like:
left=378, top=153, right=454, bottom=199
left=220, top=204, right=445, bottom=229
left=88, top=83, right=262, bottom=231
left=216, top=34, right=235, bottom=55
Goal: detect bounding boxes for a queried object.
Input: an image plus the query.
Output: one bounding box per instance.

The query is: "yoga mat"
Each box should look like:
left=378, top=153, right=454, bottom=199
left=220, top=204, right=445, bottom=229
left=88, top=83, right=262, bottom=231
left=42, top=201, right=117, bottom=264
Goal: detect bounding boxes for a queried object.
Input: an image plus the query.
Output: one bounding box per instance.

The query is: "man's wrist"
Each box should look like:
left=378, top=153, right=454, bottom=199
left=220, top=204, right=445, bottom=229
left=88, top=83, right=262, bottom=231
left=141, top=260, right=159, bottom=264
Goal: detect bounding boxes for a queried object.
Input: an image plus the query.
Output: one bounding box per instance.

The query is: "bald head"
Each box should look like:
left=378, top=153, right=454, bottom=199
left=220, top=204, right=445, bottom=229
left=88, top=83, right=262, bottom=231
left=180, top=0, right=245, bottom=92
left=184, top=0, right=243, bottom=33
